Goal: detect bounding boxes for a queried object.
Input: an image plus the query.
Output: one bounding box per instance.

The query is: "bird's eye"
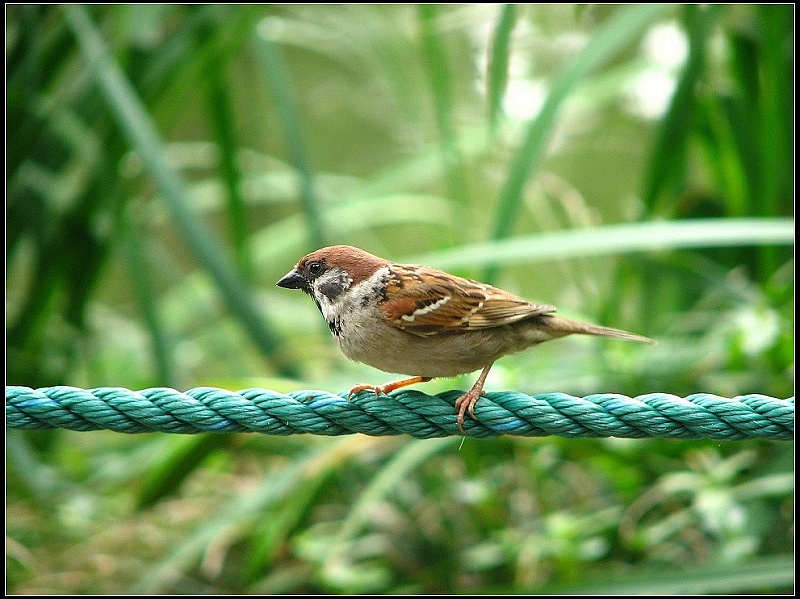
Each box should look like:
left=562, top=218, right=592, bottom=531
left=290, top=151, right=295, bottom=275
left=308, top=262, right=323, bottom=275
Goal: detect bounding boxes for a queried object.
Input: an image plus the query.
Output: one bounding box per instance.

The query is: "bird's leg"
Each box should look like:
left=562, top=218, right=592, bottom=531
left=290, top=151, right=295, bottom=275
left=348, top=376, right=432, bottom=400
left=455, top=362, right=494, bottom=432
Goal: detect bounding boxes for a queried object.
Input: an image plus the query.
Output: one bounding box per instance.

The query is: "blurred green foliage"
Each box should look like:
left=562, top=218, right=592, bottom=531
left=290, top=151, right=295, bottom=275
left=6, top=4, right=793, bottom=594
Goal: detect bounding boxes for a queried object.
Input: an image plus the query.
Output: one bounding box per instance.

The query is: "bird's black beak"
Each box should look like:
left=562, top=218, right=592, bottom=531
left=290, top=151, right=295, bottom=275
left=276, top=269, right=307, bottom=290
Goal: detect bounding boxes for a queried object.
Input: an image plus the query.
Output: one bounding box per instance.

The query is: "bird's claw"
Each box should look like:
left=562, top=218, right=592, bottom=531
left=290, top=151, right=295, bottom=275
left=455, top=388, right=485, bottom=434
left=347, top=384, right=385, bottom=401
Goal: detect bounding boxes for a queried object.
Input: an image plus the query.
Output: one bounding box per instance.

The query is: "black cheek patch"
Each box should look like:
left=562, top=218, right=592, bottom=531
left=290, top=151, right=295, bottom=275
left=317, top=280, right=345, bottom=302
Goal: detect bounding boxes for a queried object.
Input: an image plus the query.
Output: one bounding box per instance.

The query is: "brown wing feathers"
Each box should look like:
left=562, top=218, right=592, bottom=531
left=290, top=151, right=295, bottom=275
left=380, top=264, right=555, bottom=336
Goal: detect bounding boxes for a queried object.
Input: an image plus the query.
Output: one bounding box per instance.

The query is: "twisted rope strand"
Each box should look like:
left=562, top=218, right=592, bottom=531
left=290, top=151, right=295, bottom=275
left=5, top=386, right=794, bottom=440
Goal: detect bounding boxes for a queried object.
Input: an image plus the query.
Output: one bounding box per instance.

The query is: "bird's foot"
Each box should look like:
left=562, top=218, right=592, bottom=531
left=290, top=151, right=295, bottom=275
left=347, top=376, right=432, bottom=401
left=453, top=362, right=495, bottom=433
left=454, top=386, right=485, bottom=433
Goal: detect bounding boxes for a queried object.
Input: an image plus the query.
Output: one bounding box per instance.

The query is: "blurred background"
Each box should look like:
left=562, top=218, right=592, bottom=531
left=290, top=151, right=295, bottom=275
left=6, top=4, right=793, bottom=594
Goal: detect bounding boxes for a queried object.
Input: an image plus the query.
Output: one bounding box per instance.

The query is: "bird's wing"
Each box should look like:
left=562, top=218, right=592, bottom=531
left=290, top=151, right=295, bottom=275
left=379, top=264, right=555, bottom=336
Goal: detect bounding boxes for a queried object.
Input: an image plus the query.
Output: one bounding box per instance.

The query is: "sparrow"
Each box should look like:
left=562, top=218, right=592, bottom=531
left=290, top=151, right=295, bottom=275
left=277, top=245, right=655, bottom=431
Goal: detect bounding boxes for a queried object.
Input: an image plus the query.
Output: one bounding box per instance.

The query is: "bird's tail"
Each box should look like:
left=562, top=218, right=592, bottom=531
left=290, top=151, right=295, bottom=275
left=542, top=315, right=655, bottom=344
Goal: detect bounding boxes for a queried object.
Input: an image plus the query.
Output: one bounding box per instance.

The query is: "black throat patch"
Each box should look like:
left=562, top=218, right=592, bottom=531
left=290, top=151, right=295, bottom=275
left=328, top=316, right=343, bottom=337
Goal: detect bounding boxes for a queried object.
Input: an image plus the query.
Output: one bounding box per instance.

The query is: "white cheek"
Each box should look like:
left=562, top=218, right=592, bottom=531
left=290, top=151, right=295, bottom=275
left=314, top=266, right=390, bottom=331
left=348, top=267, right=390, bottom=308
left=315, top=291, right=337, bottom=321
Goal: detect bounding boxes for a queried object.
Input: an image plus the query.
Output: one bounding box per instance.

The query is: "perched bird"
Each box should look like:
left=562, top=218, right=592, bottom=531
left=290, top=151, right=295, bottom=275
left=277, top=245, right=654, bottom=430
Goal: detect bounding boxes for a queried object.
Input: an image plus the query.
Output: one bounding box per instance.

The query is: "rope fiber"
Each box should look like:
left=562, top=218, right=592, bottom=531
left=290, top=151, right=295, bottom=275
left=5, top=386, right=793, bottom=440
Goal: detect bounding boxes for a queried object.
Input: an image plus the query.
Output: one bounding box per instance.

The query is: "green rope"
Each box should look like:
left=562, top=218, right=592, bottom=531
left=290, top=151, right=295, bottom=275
left=5, top=386, right=793, bottom=440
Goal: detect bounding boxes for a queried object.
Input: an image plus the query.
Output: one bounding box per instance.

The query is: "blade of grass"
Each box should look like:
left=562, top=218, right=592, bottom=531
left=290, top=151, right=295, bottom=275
left=243, top=466, right=332, bottom=583
left=642, top=4, right=717, bottom=216
left=355, top=122, right=490, bottom=199
left=136, top=434, right=231, bottom=509
left=322, top=438, right=456, bottom=578
left=417, top=5, right=470, bottom=208
left=412, top=218, right=794, bottom=270
left=64, top=5, right=296, bottom=376
left=530, top=555, right=794, bottom=595
left=753, top=5, right=793, bottom=278
left=141, top=6, right=263, bottom=132
left=754, top=5, right=793, bottom=220
left=122, top=215, right=175, bottom=387
left=485, top=3, right=671, bottom=282
left=206, top=49, right=253, bottom=280
left=249, top=193, right=455, bottom=271
left=486, top=4, right=518, bottom=136
left=132, top=435, right=385, bottom=593
left=255, top=18, right=326, bottom=250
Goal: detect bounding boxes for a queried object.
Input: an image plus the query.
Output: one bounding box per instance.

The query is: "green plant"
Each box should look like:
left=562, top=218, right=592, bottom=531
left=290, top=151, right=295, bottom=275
left=6, top=4, right=792, bottom=594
